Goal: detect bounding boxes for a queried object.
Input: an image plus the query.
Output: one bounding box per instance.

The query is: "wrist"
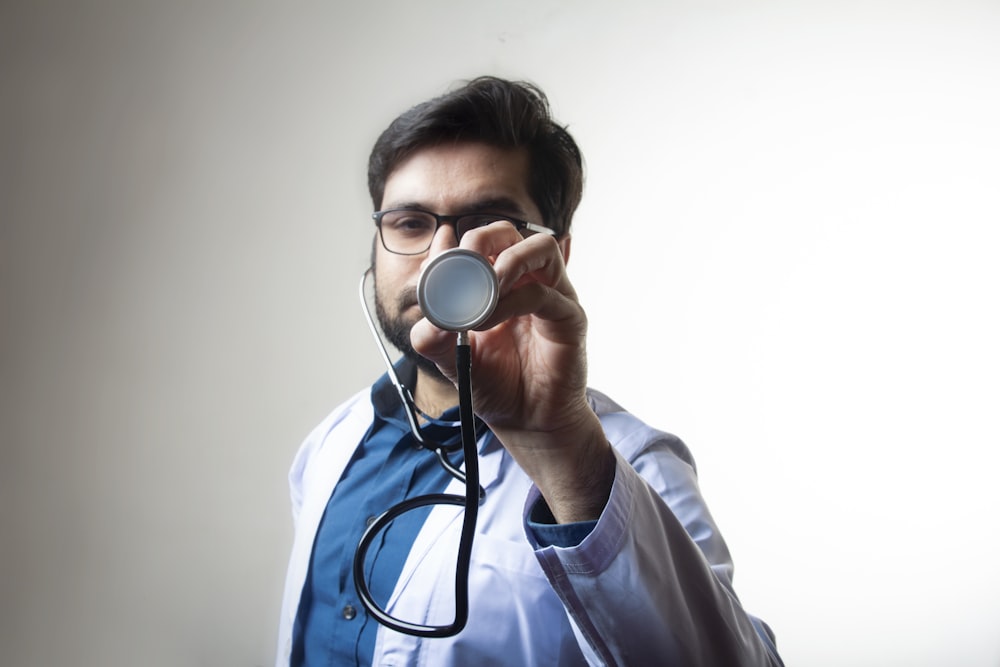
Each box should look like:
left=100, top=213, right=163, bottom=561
left=497, top=410, right=616, bottom=523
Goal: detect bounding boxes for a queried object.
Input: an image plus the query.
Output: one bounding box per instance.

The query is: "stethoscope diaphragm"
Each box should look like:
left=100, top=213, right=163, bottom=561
left=417, top=249, right=499, bottom=332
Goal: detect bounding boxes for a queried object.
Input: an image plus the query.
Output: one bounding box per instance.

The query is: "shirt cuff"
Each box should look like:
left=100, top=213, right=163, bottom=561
left=526, top=497, right=599, bottom=548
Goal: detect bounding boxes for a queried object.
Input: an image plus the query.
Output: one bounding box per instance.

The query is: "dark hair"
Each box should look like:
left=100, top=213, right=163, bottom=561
left=367, top=76, right=584, bottom=237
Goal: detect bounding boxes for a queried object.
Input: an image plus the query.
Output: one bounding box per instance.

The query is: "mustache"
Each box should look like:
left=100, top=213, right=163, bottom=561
left=396, top=285, right=419, bottom=312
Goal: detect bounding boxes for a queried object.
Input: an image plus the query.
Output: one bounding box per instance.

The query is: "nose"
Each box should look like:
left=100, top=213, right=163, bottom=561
left=418, top=222, right=460, bottom=275
left=427, top=221, right=460, bottom=256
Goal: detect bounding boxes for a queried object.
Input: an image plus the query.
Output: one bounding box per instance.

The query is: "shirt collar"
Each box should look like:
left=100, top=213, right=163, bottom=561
left=371, top=356, right=465, bottom=436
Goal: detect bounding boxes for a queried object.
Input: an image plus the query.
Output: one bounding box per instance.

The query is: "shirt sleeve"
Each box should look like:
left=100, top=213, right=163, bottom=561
left=524, top=443, right=783, bottom=667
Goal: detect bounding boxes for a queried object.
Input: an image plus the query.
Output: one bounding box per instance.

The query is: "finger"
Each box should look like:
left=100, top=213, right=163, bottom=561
left=455, top=221, right=573, bottom=296
left=491, top=233, right=576, bottom=299
left=457, top=220, right=525, bottom=261
left=410, top=318, right=458, bottom=377
left=476, top=282, right=587, bottom=342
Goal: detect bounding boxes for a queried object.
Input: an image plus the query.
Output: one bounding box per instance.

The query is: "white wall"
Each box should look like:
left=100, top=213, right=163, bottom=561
left=2, top=1, right=998, bottom=665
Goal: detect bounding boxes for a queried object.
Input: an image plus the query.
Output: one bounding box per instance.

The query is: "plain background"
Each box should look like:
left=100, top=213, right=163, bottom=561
left=2, top=1, right=999, bottom=665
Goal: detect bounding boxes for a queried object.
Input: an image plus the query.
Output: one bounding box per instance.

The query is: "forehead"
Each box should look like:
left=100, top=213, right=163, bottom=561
left=380, top=142, right=534, bottom=214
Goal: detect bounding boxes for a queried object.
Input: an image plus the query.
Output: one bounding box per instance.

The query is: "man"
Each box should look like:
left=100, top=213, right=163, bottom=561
left=277, top=76, right=783, bottom=666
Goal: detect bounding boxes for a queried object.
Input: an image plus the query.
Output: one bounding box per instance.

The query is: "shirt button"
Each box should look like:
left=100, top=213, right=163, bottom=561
left=342, top=604, right=357, bottom=620
left=366, top=515, right=377, bottom=528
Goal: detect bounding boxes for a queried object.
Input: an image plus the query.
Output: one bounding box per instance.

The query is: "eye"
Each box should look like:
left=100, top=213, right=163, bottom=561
left=385, top=211, right=436, bottom=236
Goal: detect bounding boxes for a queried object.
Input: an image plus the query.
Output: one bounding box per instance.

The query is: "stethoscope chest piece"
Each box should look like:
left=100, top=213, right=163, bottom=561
left=417, top=249, right=499, bottom=332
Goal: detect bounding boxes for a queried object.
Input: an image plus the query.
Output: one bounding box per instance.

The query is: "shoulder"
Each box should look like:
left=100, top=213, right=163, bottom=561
left=289, top=387, right=374, bottom=479
left=311, top=387, right=373, bottom=437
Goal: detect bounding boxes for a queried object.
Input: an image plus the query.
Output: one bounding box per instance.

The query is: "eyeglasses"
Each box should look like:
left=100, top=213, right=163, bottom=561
left=373, top=208, right=557, bottom=255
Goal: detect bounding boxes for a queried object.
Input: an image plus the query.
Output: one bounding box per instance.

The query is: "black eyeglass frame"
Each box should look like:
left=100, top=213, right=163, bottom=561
left=373, top=208, right=557, bottom=255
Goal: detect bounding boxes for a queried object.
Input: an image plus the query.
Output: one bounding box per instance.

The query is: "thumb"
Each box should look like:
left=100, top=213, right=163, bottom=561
left=410, top=318, right=459, bottom=381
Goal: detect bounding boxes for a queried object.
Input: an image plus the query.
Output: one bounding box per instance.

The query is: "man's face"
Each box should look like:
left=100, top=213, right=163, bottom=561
left=372, top=142, right=545, bottom=369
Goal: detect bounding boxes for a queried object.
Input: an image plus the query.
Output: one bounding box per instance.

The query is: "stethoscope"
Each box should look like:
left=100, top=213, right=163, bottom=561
left=354, top=249, right=499, bottom=638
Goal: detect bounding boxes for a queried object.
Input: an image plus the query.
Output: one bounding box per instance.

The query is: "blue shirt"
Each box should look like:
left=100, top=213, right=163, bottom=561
left=291, top=362, right=465, bottom=666
left=290, top=360, right=596, bottom=666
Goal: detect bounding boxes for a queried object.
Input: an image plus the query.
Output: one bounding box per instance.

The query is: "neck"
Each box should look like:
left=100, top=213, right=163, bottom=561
left=412, top=366, right=459, bottom=420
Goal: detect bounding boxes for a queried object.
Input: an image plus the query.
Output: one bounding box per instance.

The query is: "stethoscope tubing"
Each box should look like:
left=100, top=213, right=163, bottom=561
left=353, top=269, right=483, bottom=637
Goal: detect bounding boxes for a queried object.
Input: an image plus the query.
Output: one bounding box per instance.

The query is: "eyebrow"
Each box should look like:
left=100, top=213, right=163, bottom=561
left=385, top=197, right=528, bottom=218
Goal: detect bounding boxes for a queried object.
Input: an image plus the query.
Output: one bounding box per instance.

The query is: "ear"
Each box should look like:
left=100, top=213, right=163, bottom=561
left=557, top=232, right=572, bottom=265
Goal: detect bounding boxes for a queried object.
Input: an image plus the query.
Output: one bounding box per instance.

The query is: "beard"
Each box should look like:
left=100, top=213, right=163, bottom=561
left=373, top=278, right=447, bottom=380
